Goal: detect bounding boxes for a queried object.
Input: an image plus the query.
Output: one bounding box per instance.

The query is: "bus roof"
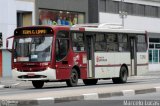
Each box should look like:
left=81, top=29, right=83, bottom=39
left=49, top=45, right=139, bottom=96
left=15, top=25, right=70, bottom=30
left=71, top=23, right=146, bottom=34
left=83, top=27, right=146, bottom=34
left=15, top=25, right=146, bottom=34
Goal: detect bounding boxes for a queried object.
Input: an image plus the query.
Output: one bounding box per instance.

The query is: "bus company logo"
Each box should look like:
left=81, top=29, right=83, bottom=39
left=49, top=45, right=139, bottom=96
left=73, top=55, right=80, bottom=65
left=96, top=56, right=107, bottom=62
left=140, top=55, right=146, bottom=59
left=74, top=55, right=80, bottom=60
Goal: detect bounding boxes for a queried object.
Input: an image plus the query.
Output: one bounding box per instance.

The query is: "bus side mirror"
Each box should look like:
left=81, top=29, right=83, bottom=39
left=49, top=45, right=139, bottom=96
left=6, top=39, right=9, bottom=48
left=6, top=36, right=14, bottom=52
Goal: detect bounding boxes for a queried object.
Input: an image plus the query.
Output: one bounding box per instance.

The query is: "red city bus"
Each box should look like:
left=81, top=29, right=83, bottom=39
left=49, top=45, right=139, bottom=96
left=7, top=24, right=148, bottom=88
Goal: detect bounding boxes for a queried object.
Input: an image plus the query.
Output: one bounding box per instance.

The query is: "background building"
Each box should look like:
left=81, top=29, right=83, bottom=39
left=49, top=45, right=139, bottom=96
left=0, top=0, right=35, bottom=77
left=97, top=0, right=160, bottom=71
left=35, top=0, right=160, bottom=71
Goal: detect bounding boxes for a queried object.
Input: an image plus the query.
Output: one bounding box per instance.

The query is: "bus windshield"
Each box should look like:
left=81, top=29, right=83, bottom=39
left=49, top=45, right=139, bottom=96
left=13, top=36, right=53, bottom=62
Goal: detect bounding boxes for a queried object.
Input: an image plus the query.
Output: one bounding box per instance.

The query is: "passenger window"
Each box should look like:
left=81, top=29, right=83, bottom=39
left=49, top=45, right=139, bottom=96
left=95, top=33, right=106, bottom=51
left=118, top=34, right=129, bottom=52
left=71, top=32, right=85, bottom=51
left=137, top=35, right=147, bottom=52
left=106, top=34, right=118, bottom=52
left=56, top=31, right=69, bottom=61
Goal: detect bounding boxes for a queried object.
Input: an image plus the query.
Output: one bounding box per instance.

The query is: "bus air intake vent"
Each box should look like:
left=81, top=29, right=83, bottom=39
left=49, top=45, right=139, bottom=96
left=18, top=75, right=47, bottom=79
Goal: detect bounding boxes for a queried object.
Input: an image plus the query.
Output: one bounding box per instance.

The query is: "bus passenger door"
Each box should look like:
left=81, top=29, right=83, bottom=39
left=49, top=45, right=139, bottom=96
left=130, top=37, right=137, bottom=76
left=55, top=31, right=70, bottom=79
left=86, top=34, right=95, bottom=78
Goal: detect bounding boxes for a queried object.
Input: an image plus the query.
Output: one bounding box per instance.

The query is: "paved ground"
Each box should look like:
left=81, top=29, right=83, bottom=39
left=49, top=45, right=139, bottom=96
left=1, top=71, right=160, bottom=88
left=0, top=71, right=160, bottom=106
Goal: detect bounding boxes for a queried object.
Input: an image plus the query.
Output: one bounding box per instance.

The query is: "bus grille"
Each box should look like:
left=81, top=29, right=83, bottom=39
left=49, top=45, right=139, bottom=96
left=18, top=75, right=47, bottom=79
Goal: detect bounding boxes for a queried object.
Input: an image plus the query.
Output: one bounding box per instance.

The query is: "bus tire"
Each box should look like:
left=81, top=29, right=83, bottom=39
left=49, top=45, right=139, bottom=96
left=112, top=66, right=128, bottom=84
left=66, top=68, right=78, bottom=87
left=32, top=81, right=44, bottom=89
left=83, top=79, right=98, bottom=85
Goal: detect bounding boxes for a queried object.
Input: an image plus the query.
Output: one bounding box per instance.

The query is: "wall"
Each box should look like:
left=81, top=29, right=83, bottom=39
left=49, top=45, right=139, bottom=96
left=2, top=50, right=11, bottom=77
left=113, top=0, right=160, bottom=7
left=0, top=0, right=35, bottom=77
left=88, top=0, right=99, bottom=23
left=16, top=0, right=35, bottom=26
left=0, top=50, right=2, bottom=77
left=0, top=0, right=16, bottom=49
left=0, top=0, right=15, bottom=77
left=99, top=12, right=160, bottom=33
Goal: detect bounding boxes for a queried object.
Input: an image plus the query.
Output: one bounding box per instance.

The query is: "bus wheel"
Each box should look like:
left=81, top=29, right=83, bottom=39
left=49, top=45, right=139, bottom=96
left=32, top=81, right=44, bottom=89
left=66, top=69, right=78, bottom=87
left=112, top=66, right=128, bottom=84
left=83, top=79, right=98, bottom=85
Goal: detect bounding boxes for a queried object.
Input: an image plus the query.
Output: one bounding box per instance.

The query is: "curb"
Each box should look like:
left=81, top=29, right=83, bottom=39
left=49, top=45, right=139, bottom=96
left=4, top=86, right=160, bottom=106
left=36, top=86, right=160, bottom=102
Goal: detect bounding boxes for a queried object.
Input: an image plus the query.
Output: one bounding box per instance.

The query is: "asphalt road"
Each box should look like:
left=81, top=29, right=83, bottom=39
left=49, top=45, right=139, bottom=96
left=0, top=77, right=160, bottom=98
left=1, top=71, right=160, bottom=105
left=0, top=77, right=160, bottom=96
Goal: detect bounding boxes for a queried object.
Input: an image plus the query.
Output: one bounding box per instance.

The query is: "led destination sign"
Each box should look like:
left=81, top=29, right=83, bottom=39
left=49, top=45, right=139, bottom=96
left=22, top=29, right=47, bottom=35
left=14, top=27, right=53, bottom=36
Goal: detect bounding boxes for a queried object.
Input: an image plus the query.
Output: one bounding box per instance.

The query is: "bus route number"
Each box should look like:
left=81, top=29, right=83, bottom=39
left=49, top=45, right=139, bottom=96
left=22, top=29, right=47, bottom=35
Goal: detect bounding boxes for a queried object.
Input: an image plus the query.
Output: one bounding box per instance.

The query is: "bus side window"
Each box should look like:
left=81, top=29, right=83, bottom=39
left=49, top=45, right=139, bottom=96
left=137, top=35, right=147, bottom=52
left=56, top=31, right=69, bottom=61
left=118, top=34, right=128, bottom=52
left=60, top=40, right=69, bottom=57
left=95, top=33, right=106, bottom=51
left=106, top=34, right=118, bottom=52
left=56, top=39, right=69, bottom=61
left=71, top=32, right=85, bottom=52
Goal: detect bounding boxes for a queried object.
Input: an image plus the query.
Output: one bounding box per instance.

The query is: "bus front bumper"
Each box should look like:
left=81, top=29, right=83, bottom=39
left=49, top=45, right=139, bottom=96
left=12, top=68, right=57, bottom=81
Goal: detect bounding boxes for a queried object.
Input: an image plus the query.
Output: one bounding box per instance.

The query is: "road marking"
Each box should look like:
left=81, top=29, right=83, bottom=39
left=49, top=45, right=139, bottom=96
left=36, top=97, right=55, bottom=105
left=83, top=93, right=99, bottom=100
left=36, top=97, right=55, bottom=100
left=154, top=87, right=160, bottom=92
left=122, top=90, right=135, bottom=96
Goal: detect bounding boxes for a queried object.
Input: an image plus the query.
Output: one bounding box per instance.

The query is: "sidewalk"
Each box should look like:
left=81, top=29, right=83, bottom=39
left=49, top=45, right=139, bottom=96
left=0, top=77, right=22, bottom=88
left=129, top=71, right=160, bottom=80
left=0, top=71, right=160, bottom=89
